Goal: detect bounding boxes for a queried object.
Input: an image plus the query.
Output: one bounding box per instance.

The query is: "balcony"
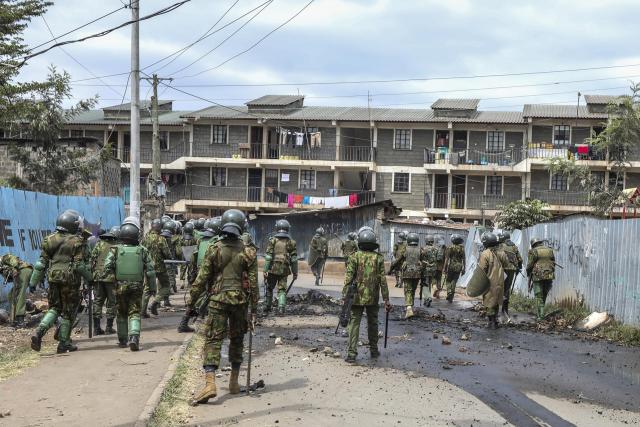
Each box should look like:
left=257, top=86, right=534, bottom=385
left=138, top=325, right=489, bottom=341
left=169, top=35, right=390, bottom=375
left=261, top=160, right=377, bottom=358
left=425, top=148, right=526, bottom=168
left=466, top=194, right=510, bottom=210
left=527, top=146, right=606, bottom=162
left=339, top=146, right=376, bottom=162
left=530, top=189, right=590, bottom=207
left=430, top=193, right=466, bottom=209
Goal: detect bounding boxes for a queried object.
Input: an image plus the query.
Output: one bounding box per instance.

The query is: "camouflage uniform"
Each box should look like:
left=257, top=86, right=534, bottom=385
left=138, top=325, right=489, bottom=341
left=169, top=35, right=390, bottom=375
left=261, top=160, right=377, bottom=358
left=389, top=245, right=423, bottom=311
left=433, top=241, right=446, bottom=295
left=392, top=241, right=407, bottom=288
left=32, top=231, right=90, bottom=351
left=308, top=234, right=328, bottom=285
left=421, top=244, right=441, bottom=305
left=104, top=242, right=155, bottom=348
left=141, top=230, right=171, bottom=311
left=90, top=239, right=118, bottom=325
left=341, top=240, right=358, bottom=266
left=178, top=234, right=197, bottom=283
left=263, top=235, right=298, bottom=313
left=189, top=236, right=258, bottom=369
left=443, top=244, right=466, bottom=301
left=0, top=254, right=33, bottom=324
left=526, top=244, right=555, bottom=320
left=343, top=250, right=389, bottom=359
left=479, top=246, right=510, bottom=316
left=500, top=240, right=523, bottom=313
left=167, top=234, right=181, bottom=293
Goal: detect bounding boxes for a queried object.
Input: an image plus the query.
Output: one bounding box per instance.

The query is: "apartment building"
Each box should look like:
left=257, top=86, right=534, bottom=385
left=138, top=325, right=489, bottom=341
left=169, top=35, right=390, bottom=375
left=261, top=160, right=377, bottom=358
left=3, top=94, right=631, bottom=222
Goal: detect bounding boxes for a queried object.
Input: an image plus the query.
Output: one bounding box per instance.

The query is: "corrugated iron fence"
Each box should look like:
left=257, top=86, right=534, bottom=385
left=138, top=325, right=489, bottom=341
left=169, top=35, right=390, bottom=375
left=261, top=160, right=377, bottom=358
left=460, top=216, right=640, bottom=326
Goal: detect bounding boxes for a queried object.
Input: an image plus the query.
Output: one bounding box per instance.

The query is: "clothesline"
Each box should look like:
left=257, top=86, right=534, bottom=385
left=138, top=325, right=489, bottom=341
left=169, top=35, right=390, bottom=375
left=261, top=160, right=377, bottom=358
left=266, top=187, right=366, bottom=209
left=276, top=126, right=322, bottom=148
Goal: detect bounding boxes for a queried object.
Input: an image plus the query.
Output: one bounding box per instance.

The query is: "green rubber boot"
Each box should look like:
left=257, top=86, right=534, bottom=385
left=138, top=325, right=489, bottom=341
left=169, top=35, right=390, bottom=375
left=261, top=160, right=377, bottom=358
left=116, top=316, right=128, bottom=347
left=277, top=292, right=286, bottom=315
left=56, top=319, right=77, bottom=353
left=129, top=318, right=141, bottom=351
left=31, top=309, right=58, bottom=351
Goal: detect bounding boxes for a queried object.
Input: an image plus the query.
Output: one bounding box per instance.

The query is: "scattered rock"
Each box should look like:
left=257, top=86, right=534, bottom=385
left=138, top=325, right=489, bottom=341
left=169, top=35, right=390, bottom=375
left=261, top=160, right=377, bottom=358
left=378, top=331, right=383, bottom=337
left=441, top=336, right=451, bottom=345
left=432, top=333, right=438, bottom=339
left=275, top=337, right=283, bottom=345
left=216, top=373, right=223, bottom=378
left=269, top=332, right=276, bottom=338
left=575, top=312, right=610, bottom=331
left=322, top=346, right=333, bottom=355
left=507, top=343, right=513, bottom=350
left=458, top=347, right=468, bottom=353
left=34, top=301, right=49, bottom=312
left=309, top=347, right=318, bottom=353
left=460, top=334, right=469, bottom=341
left=332, top=352, right=341, bottom=358
left=221, top=366, right=232, bottom=372
left=0, top=410, right=11, bottom=418
left=442, top=365, right=452, bottom=370
left=0, top=309, right=8, bottom=325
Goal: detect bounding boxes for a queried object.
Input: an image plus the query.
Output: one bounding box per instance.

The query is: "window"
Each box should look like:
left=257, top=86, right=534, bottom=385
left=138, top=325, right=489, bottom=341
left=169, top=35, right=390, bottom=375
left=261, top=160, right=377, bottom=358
left=69, top=129, right=84, bottom=138
left=394, top=129, right=411, bottom=150
left=486, top=176, right=503, bottom=195
left=212, top=125, right=227, bottom=144
left=393, top=172, right=410, bottom=193
left=306, top=127, right=319, bottom=134
left=300, top=170, right=316, bottom=190
left=159, top=131, right=169, bottom=151
left=487, top=131, right=505, bottom=152
left=550, top=173, right=568, bottom=191
left=609, top=172, right=624, bottom=190
left=553, top=125, right=570, bottom=146
left=210, top=167, right=227, bottom=186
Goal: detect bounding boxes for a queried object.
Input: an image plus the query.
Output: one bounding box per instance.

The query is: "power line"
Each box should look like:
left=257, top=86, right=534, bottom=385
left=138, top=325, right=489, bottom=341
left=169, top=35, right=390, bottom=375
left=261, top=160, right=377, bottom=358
left=149, top=0, right=240, bottom=73
left=41, top=16, right=124, bottom=98
left=167, top=0, right=274, bottom=77
left=14, top=0, right=191, bottom=65
left=29, top=4, right=127, bottom=52
left=175, top=0, right=317, bottom=78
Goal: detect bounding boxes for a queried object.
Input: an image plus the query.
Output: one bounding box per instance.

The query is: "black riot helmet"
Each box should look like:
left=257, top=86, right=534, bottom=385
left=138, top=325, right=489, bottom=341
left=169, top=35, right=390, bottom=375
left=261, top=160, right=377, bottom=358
left=450, top=234, right=464, bottom=245
left=501, top=230, right=511, bottom=241
left=424, top=234, right=435, bottom=245
left=195, top=218, right=206, bottom=231
left=162, top=220, right=177, bottom=235
left=357, top=229, right=379, bottom=251
left=398, top=231, right=408, bottom=241
left=481, top=232, right=499, bottom=248
left=151, top=218, right=163, bottom=232
left=120, top=223, right=140, bottom=244
left=183, top=222, right=194, bottom=235
left=275, top=219, right=291, bottom=233
left=347, top=232, right=357, bottom=241
left=205, top=217, right=222, bottom=235
left=315, top=227, right=325, bottom=236
left=56, top=211, right=81, bottom=234
left=221, top=209, right=246, bottom=237
left=530, top=237, right=544, bottom=248
left=406, top=232, right=419, bottom=246
left=109, top=226, right=121, bottom=240
left=358, top=225, right=374, bottom=235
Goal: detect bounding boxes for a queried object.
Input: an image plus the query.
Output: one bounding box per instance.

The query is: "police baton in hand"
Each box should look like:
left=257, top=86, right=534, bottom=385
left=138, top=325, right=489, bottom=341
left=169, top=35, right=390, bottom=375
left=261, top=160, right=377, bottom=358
left=384, top=305, right=390, bottom=349
left=246, top=307, right=255, bottom=395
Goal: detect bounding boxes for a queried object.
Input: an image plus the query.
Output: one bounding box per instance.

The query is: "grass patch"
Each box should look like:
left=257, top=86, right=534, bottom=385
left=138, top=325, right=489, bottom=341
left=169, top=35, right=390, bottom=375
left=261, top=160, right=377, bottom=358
left=548, top=303, right=590, bottom=325
left=509, top=292, right=537, bottom=313
left=0, top=345, right=41, bottom=382
left=598, top=322, right=640, bottom=346
left=149, top=333, right=203, bottom=427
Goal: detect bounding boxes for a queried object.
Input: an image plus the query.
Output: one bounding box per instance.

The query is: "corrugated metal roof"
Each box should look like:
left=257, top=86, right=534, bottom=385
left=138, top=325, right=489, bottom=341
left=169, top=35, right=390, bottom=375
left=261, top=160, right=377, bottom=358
left=583, top=94, right=625, bottom=105
left=246, top=95, right=304, bottom=106
left=102, top=100, right=172, bottom=110
left=68, top=110, right=186, bottom=126
left=431, top=98, right=480, bottom=110
left=183, top=105, right=524, bottom=124
left=522, top=104, right=608, bottom=119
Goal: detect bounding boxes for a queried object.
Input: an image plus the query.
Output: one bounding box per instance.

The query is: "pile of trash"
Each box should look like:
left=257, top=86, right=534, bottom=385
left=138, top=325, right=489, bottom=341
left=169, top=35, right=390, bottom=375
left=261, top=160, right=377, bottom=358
left=261, top=290, right=342, bottom=316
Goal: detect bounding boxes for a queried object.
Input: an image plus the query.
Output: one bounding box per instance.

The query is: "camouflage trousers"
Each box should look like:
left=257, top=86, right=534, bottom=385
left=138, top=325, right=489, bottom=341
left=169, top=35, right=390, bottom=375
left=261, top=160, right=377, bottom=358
left=93, top=280, right=116, bottom=319
left=444, top=270, right=461, bottom=299
left=311, top=258, right=326, bottom=278
left=402, top=278, right=420, bottom=307
left=502, top=271, right=517, bottom=306
left=48, top=280, right=81, bottom=321
left=167, top=265, right=177, bottom=292
left=347, top=304, right=379, bottom=358
left=533, top=280, right=553, bottom=319
left=115, top=282, right=143, bottom=340
left=202, top=301, right=248, bottom=368
left=265, top=274, right=288, bottom=310
left=433, top=270, right=443, bottom=292
left=9, top=267, right=32, bottom=319
left=149, top=269, right=170, bottom=300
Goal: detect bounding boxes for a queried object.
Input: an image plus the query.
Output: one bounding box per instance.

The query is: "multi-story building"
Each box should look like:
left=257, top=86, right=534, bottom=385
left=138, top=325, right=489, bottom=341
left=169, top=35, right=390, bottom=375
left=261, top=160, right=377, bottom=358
left=4, top=94, right=633, bottom=222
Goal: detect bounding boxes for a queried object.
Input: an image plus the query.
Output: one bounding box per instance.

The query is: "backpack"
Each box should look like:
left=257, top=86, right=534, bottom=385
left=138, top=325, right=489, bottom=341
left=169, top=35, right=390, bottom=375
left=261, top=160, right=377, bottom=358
left=115, top=245, right=144, bottom=282
left=532, top=247, right=555, bottom=280
left=47, top=234, right=81, bottom=283
left=270, top=238, right=291, bottom=276
left=197, top=237, right=214, bottom=267
left=402, top=246, right=422, bottom=279
left=447, top=245, right=465, bottom=273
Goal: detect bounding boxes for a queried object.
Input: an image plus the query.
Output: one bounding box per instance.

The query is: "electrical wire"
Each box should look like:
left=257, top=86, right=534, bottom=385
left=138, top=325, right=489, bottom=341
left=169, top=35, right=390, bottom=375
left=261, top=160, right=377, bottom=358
left=14, top=0, right=191, bottom=65
left=167, top=0, right=274, bottom=77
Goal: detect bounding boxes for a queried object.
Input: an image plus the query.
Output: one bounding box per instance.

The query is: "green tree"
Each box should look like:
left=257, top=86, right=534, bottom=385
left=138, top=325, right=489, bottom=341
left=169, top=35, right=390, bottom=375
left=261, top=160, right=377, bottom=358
left=493, top=199, right=552, bottom=230
left=546, top=84, right=640, bottom=216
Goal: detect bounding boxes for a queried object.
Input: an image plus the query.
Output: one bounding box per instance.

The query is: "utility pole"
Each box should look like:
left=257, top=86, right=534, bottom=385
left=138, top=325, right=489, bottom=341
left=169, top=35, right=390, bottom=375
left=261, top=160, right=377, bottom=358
left=129, top=0, right=141, bottom=221
left=143, top=74, right=173, bottom=199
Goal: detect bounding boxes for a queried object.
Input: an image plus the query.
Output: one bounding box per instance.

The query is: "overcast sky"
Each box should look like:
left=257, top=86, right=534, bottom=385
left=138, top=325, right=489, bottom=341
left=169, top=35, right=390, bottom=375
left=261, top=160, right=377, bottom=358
left=18, top=0, right=640, bottom=112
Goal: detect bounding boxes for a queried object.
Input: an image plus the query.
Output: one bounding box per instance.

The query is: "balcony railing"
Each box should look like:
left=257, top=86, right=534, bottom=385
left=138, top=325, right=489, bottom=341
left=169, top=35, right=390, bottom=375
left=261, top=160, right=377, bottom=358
left=339, top=146, right=376, bottom=162
left=530, top=189, right=590, bottom=206
left=430, top=193, right=466, bottom=209
left=466, top=194, right=510, bottom=210
left=336, top=189, right=376, bottom=206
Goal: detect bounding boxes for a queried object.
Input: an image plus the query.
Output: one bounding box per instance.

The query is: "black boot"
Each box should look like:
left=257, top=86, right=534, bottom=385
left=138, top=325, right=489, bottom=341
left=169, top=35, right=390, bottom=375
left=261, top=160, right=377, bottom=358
left=93, top=318, right=104, bottom=336
left=265, top=290, right=273, bottom=313
left=57, top=341, right=78, bottom=353
left=30, top=329, right=45, bottom=352
left=314, top=275, right=320, bottom=286
left=105, top=318, right=116, bottom=334
left=487, top=315, right=497, bottom=330
left=118, top=337, right=128, bottom=348
left=13, top=315, right=26, bottom=328
left=150, top=301, right=159, bottom=316
left=128, top=335, right=139, bottom=352
left=163, top=297, right=172, bottom=308
left=177, top=315, right=195, bottom=333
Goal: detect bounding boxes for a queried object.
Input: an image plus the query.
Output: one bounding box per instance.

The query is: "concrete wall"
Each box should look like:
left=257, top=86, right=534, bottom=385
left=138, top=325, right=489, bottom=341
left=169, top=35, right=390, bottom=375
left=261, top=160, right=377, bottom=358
left=0, top=144, right=18, bottom=180
left=504, top=176, right=523, bottom=200
left=376, top=172, right=427, bottom=211
left=139, top=130, right=186, bottom=163
left=376, top=129, right=433, bottom=167
left=530, top=169, right=549, bottom=191
left=192, top=124, right=247, bottom=157
left=571, top=127, right=591, bottom=145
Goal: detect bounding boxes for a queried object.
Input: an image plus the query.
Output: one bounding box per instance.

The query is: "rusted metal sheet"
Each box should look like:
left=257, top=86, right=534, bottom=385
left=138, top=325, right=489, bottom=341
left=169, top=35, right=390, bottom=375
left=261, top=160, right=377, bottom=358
left=461, top=216, right=640, bottom=326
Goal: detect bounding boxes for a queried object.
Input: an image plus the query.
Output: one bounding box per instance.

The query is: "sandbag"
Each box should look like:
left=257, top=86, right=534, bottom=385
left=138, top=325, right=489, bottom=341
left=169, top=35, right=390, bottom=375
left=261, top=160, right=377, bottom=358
left=466, top=265, right=490, bottom=297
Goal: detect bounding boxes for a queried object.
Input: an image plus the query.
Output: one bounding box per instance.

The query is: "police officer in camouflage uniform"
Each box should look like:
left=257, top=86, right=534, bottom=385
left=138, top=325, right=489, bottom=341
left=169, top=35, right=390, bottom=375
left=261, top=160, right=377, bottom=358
left=344, top=229, right=390, bottom=363
left=432, top=235, right=447, bottom=298
left=161, top=219, right=179, bottom=296
left=30, top=211, right=92, bottom=353
left=105, top=219, right=155, bottom=350
left=309, top=227, right=328, bottom=286
left=141, top=218, right=172, bottom=316
left=392, top=231, right=407, bottom=288
left=193, top=217, right=206, bottom=240
left=498, top=231, right=523, bottom=316
left=420, top=234, right=441, bottom=307
left=341, top=232, right=358, bottom=265
left=443, top=234, right=466, bottom=303
left=0, top=254, right=33, bottom=328
left=188, top=209, right=258, bottom=405
left=527, top=237, right=556, bottom=321
left=178, top=222, right=197, bottom=288
left=263, top=219, right=298, bottom=315
left=479, top=232, right=510, bottom=329
left=90, top=226, right=120, bottom=335
left=389, top=232, right=423, bottom=319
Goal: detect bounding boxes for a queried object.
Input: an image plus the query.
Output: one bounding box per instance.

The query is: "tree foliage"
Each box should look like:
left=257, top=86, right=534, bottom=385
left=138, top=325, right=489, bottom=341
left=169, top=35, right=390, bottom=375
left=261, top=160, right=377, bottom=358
left=546, top=84, right=640, bottom=216
left=494, top=199, right=552, bottom=230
